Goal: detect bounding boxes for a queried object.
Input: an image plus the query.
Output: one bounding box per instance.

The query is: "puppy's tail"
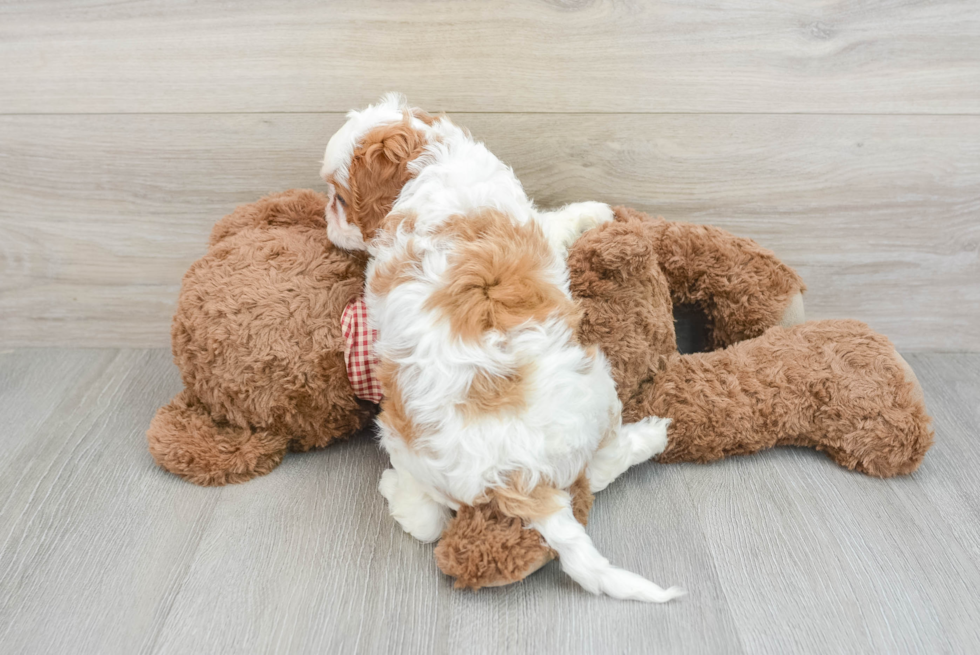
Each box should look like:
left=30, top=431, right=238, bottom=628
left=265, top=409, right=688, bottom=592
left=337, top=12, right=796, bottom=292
left=529, top=496, right=685, bottom=603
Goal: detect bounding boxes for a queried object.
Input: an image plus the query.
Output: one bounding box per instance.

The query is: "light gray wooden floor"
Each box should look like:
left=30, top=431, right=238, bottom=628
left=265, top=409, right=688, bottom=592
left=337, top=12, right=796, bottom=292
left=0, top=349, right=977, bottom=654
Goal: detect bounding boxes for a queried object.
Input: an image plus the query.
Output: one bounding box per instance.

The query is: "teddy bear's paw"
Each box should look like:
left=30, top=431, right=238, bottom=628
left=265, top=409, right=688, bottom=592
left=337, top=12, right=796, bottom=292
left=146, top=391, right=292, bottom=486
left=779, top=292, right=806, bottom=328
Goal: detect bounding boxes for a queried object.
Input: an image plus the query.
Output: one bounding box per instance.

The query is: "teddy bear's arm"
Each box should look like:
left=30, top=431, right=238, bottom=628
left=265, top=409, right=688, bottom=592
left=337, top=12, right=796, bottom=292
left=147, top=390, right=293, bottom=486
left=434, top=473, right=596, bottom=590
left=656, top=220, right=805, bottom=347
left=612, top=207, right=806, bottom=349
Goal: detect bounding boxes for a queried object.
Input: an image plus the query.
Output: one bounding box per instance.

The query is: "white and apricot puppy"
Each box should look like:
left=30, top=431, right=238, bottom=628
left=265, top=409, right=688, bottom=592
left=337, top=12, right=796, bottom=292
left=320, top=94, right=681, bottom=603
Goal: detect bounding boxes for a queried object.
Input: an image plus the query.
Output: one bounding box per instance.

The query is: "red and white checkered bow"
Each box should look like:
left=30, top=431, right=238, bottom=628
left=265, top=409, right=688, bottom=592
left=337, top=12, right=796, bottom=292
left=341, top=296, right=382, bottom=404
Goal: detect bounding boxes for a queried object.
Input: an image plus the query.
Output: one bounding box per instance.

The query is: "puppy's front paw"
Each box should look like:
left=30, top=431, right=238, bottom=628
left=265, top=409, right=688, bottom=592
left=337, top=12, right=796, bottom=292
left=400, top=503, right=451, bottom=543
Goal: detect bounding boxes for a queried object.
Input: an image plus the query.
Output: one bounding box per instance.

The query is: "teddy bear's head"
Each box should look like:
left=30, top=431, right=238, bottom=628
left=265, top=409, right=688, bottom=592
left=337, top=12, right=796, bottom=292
left=149, top=189, right=377, bottom=485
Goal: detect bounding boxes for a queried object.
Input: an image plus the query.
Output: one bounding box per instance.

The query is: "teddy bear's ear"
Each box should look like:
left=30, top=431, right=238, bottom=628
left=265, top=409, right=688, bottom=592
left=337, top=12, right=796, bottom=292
left=208, top=189, right=330, bottom=247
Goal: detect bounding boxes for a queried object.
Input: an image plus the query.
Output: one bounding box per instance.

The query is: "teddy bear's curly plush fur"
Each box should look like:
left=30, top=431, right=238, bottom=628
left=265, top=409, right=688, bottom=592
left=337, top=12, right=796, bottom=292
left=148, top=191, right=374, bottom=485
left=147, top=189, right=933, bottom=589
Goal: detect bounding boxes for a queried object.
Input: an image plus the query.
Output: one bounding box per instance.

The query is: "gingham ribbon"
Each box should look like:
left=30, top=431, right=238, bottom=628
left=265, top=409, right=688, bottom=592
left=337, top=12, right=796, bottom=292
left=341, top=296, right=382, bottom=404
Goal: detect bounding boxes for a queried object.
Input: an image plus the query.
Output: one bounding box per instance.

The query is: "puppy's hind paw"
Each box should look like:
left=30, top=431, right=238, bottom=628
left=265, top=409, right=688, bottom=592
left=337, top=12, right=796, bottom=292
left=547, top=202, right=615, bottom=254
left=378, top=468, right=450, bottom=543
left=626, top=416, right=671, bottom=461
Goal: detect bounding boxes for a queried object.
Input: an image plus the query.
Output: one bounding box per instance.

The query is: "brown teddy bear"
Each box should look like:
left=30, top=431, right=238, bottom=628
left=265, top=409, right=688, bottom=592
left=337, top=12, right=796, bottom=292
left=147, top=189, right=932, bottom=589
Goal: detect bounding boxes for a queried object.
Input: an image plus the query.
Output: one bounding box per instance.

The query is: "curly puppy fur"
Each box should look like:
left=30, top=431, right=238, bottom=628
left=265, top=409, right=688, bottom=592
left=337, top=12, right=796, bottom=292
left=147, top=190, right=376, bottom=486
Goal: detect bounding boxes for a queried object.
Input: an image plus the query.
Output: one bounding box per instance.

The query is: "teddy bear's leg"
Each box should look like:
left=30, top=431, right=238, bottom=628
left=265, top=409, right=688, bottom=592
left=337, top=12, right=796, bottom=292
left=538, top=201, right=615, bottom=257
left=378, top=466, right=452, bottom=543
left=434, top=503, right=555, bottom=590
left=612, top=207, right=806, bottom=348
left=628, top=320, right=933, bottom=477
left=587, top=416, right=672, bottom=493
left=434, top=474, right=597, bottom=590
left=146, top=390, right=292, bottom=486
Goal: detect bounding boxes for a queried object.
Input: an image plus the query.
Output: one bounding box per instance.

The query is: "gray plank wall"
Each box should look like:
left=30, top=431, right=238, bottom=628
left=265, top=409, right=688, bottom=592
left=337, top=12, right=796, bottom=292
left=1, top=0, right=978, bottom=350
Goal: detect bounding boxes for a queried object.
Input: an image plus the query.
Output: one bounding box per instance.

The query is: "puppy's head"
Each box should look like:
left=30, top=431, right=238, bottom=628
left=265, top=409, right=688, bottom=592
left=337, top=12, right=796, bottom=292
left=320, top=93, right=435, bottom=251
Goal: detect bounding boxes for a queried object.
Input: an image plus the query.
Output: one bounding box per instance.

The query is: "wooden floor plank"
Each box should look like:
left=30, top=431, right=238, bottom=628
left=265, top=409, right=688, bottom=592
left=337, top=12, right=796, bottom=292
left=440, top=463, right=744, bottom=655
left=0, top=349, right=120, bottom=547
left=2, top=113, right=977, bottom=350
left=149, top=431, right=742, bottom=654
left=680, top=353, right=980, bottom=654
left=1, top=350, right=979, bottom=653
left=902, top=354, right=980, bottom=565
left=0, top=349, right=116, bottom=464
left=1, top=0, right=978, bottom=114
left=148, top=435, right=453, bottom=655
left=0, top=349, right=219, bottom=655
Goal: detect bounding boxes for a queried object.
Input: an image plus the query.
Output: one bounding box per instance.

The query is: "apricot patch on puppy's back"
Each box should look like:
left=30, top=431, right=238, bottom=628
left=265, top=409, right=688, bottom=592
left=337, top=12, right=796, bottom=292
left=379, top=210, right=418, bottom=241
left=376, top=358, right=420, bottom=445
left=457, top=363, right=532, bottom=421
left=486, top=469, right=593, bottom=525
left=569, top=470, right=594, bottom=526
left=425, top=209, right=572, bottom=341
left=369, top=237, right=423, bottom=297
left=490, top=475, right=563, bottom=522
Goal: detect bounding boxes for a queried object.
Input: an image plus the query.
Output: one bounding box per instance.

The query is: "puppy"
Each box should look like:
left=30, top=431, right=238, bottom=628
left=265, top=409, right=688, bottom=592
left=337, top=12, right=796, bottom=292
left=320, top=94, right=682, bottom=602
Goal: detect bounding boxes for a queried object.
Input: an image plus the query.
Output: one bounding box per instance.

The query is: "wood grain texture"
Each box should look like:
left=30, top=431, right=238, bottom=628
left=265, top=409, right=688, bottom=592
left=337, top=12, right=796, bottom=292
left=1, top=350, right=978, bottom=654
left=1, top=0, right=979, bottom=114
left=901, top=354, right=980, bottom=568
left=1, top=113, right=977, bottom=349
left=0, top=349, right=216, bottom=655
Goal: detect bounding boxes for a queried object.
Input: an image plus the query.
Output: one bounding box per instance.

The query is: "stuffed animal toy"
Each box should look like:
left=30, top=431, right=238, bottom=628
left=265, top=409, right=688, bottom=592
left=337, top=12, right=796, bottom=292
left=147, top=189, right=933, bottom=588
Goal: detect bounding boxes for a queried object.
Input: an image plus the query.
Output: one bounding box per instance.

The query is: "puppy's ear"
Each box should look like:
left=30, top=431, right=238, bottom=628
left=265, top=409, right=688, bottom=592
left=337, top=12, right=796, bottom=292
left=368, top=117, right=427, bottom=165
left=382, top=121, right=425, bottom=164
left=347, top=118, right=428, bottom=240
